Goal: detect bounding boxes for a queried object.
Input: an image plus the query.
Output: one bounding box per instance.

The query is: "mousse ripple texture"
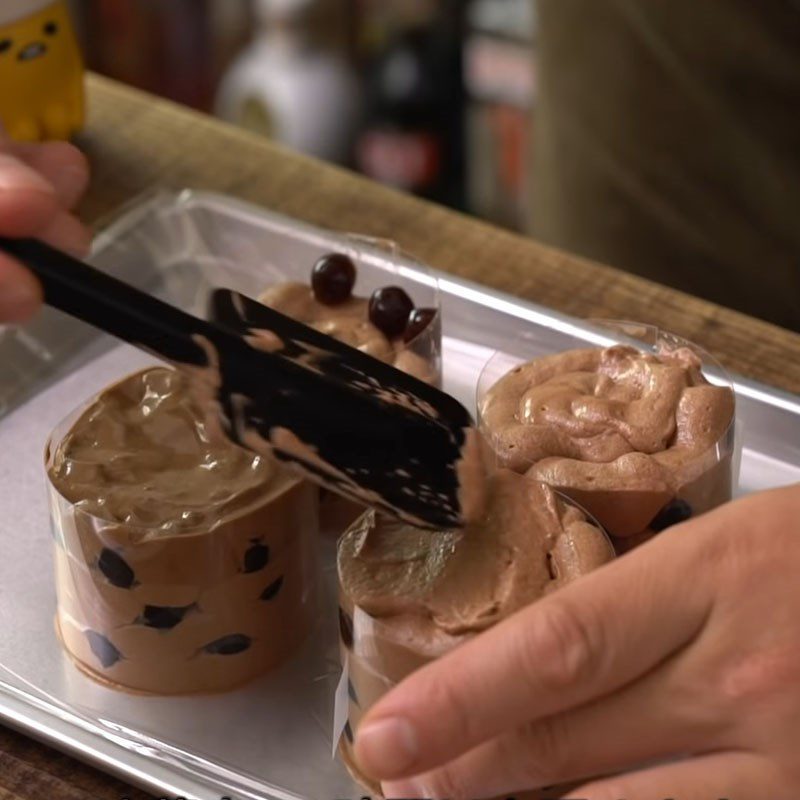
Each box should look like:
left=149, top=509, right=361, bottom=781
left=480, top=345, right=736, bottom=543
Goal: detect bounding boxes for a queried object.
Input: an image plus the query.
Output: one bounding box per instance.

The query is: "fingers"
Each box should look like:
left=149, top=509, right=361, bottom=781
left=572, top=751, right=775, bottom=800
left=0, top=254, right=43, bottom=322
left=12, top=141, right=90, bottom=209
left=0, top=152, right=61, bottom=236
left=380, top=648, right=730, bottom=800
left=355, top=530, right=715, bottom=781
left=39, top=210, right=93, bottom=257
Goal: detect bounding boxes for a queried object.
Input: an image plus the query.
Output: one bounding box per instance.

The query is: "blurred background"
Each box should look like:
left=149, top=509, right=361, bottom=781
left=67, top=0, right=537, bottom=234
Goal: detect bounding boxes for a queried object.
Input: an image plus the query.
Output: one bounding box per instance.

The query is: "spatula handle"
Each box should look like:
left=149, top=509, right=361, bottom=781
left=0, top=237, right=209, bottom=366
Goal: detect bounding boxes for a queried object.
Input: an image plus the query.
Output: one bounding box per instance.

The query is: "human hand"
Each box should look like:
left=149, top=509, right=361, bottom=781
left=0, top=131, right=90, bottom=323
left=353, top=484, right=800, bottom=799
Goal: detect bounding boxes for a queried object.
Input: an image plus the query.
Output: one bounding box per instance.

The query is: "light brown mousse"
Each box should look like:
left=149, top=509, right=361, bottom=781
left=337, top=470, right=614, bottom=792
left=259, top=282, right=433, bottom=381
left=480, top=345, right=735, bottom=539
left=48, top=367, right=317, bottom=694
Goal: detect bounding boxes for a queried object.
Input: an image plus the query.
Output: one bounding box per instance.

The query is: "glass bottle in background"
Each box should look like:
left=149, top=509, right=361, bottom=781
left=216, top=0, right=359, bottom=166
left=463, top=0, right=537, bottom=231
left=354, top=0, right=466, bottom=209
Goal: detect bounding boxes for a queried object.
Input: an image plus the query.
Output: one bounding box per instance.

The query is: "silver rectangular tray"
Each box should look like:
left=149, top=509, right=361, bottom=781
left=1, top=191, right=798, bottom=800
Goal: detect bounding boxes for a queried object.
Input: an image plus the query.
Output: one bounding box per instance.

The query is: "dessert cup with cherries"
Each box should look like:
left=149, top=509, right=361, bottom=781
left=46, top=367, right=319, bottom=695
left=477, top=321, right=736, bottom=553
left=256, top=237, right=443, bottom=533
left=335, top=470, right=614, bottom=794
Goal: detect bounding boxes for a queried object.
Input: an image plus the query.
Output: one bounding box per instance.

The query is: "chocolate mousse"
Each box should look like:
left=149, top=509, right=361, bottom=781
left=480, top=345, right=735, bottom=549
left=258, top=253, right=440, bottom=385
left=259, top=252, right=443, bottom=532
left=337, top=470, right=614, bottom=792
left=47, top=367, right=318, bottom=695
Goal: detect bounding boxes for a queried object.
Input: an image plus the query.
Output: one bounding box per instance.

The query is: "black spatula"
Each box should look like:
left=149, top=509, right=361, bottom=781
left=0, top=237, right=476, bottom=529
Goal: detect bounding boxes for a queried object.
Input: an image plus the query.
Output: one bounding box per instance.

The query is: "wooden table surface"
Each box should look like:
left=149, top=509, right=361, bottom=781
left=2, top=74, right=799, bottom=800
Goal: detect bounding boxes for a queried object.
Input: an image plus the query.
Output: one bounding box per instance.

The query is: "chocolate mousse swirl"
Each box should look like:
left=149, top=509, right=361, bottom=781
left=259, top=282, right=433, bottom=381
left=480, top=346, right=735, bottom=534
left=48, top=367, right=282, bottom=536
left=339, top=470, right=613, bottom=638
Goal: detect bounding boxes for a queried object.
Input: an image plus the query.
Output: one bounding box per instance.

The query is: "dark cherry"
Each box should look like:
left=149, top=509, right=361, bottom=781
left=403, top=307, right=437, bottom=343
left=85, top=631, right=122, bottom=668
left=312, top=253, right=357, bottom=306
left=260, top=575, right=284, bottom=601
left=650, top=498, right=693, bottom=532
left=141, top=604, right=194, bottom=630
left=202, top=634, right=252, bottom=656
left=98, top=548, right=136, bottom=589
left=338, top=607, right=354, bottom=650
left=243, top=543, right=270, bottom=574
left=368, top=286, right=414, bottom=339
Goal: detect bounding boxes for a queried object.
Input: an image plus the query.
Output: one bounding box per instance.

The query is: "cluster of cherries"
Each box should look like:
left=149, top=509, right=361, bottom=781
left=311, top=253, right=436, bottom=343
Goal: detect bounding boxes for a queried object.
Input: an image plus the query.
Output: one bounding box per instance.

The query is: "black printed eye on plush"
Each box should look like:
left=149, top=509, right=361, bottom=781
left=43, top=21, right=59, bottom=36
left=0, top=39, right=12, bottom=54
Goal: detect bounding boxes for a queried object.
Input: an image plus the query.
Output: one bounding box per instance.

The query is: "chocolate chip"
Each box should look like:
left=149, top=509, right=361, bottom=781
left=260, top=576, right=284, bottom=601
left=312, top=253, right=357, bottom=306
left=343, top=719, right=354, bottom=744
left=403, top=307, right=437, bottom=343
left=85, top=631, right=122, bottom=668
left=338, top=607, right=354, bottom=650
left=243, top=543, right=270, bottom=573
left=368, top=286, right=414, bottom=339
left=98, top=548, right=136, bottom=589
left=202, top=634, right=252, bottom=656
left=650, top=498, right=693, bottom=532
left=141, top=604, right=194, bottom=630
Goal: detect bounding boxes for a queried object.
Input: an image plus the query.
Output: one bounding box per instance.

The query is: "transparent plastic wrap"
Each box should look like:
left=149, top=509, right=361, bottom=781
left=335, top=481, right=616, bottom=796
left=477, top=321, right=737, bottom=553
left=46, top=367, right=319, bottom=696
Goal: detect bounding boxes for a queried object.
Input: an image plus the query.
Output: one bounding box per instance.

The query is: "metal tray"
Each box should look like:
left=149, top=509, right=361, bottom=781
left=0, top=191, right=798, bottom=800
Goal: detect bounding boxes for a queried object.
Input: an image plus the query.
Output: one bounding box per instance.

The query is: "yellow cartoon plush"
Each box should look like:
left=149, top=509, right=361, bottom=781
left=0, top=0, right=84, bottom=141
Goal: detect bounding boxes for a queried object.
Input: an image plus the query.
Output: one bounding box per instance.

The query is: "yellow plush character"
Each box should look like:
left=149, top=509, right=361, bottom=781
left=0, top=0, right=85, bottom=141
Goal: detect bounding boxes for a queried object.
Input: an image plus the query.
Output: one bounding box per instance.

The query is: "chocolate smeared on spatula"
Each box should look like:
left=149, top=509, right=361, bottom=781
left=207, top=289, right=475, bottom=529
left=0, top=237, right=479, bottom=531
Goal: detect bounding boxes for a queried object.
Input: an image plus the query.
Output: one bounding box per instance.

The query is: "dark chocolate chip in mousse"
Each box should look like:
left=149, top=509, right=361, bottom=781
left=338, top=607, right=354, bottom=650
left=343, top=719, right=354, bottom=744
left=141, top=604, right=195, bottom=630
left=260, top=576, right=284, bottom=601
left=403, top=307, right=437, bottom=343
left=85, top=630, right=123, bottom=668
left=348, top=678, right=359, bottom=706
left=98, top=548, right=136, bottom=589
left=368, top=286, right=414, bottom=339
left=243, top=543, right=270, bottom=574
left=650, top=498, right=693, bottom=532
left=202, top=634, right=253, bottom=656
left=312, top=253, right=357, bottom=306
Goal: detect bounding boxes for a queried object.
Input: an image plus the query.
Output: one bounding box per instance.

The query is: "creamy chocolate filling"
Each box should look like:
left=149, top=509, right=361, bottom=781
left=48, top=367, right=288, bottom=536
left=259, top=282, right=433, bottom=381
left=338, top=470, right=614, bottom=637
left=480, top=345, right=735, bottom=538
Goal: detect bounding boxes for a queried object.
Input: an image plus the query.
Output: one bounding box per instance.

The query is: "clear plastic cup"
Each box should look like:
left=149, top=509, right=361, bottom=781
left=477, top=320, right=736, bottom=552
left=46, top=370, right=320, bottom=695
left=335, top=481, right=614, bottom=793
